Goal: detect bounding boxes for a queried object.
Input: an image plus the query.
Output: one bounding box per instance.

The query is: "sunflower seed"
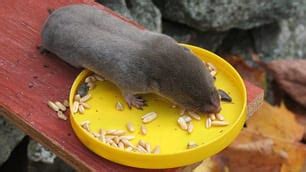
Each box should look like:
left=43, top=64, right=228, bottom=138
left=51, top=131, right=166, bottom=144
left=91, top=132, right=100, bottom=138
left=171, top=105, right=177, bottom=108
left=178, top=117, right=188, bottom=130
left=115, top=101, right=124, bottom=111
left=106, top=129, right=117, bottom=135
left=206, top=118, right=212, bottom=128
left=118, top=142, right=125, bottom=149
left=81, top=102, right=90, bottom=109
left=80, top=94, right=91, bottom=102
left=99, top=129, right=106, bottom=143
left=47, top=101, right=59, bottom=112
left=93, top=74, right=104, bottom=81
left=207, top=63, right=216, bottom=72
left=105, top=135, right=116, bottom=140
left=210, top=70, right=217, bottom=77
left=113, top=136, right=120, bottom=144
left=55, top=101, right=66, bottom=111
left=106, top=137, right=116, bottom=145
left=141, top=112, right=157, bottom=119
left=121, top=139, right=134, bottom=147
left=211, top=120, right=229, bottom=126
left=140, top=124, right=147, bottom=135
left=63, top=100, right=69, bottom=107
left=152, top=145, right=160, bottom=154
left=126, top=122, right=135, bottom=132
left=142, top=112, right=157, bottom=123
left=112, top=130, right=126, bottom=136
left=80, top=121, right=90, bottom=131
left=74, top=94, right=81, bottom=101
left=87, top=82, right=95, bottom=90
left=209, top=114, right=216, bottom=121
left=78, top=104, right=85, bottom=114
left=138, top=140, right=146, bottom=148
left=216, top=113, right=225, bottom=121
left=109, top=141, right=118, bottom=148
left=72, top=101, right=79, bottom=113
left=136, top=145, right=147, bottom=153
left=57, top=111, right=67, bottom=120
left=182, top=115, right=192, bottom=123
left=119, top=135, right=135, bottom=140
left=125, top=147, right=133, bottom=151
left=85, top=76, right=96, bottom=83
left=188, top=112, right=201, bottom=121
left=187, top=122, right=194, bottom=134
left=145, top=143, right=151, bottom=152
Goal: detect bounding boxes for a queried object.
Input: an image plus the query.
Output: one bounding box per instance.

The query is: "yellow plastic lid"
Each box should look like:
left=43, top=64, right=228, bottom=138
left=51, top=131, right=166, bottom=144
left=69, top=44, right=247, bottom=169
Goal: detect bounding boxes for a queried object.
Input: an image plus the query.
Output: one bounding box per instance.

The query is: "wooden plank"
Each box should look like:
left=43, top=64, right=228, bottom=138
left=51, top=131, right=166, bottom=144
left=0, top=0, right=263, bottom=171
left=245, top=81, right=264, bottom=118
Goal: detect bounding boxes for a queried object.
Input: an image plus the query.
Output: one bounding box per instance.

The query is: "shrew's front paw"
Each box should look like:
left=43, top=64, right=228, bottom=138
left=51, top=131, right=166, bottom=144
left=124, top=94, right=146, bottom=110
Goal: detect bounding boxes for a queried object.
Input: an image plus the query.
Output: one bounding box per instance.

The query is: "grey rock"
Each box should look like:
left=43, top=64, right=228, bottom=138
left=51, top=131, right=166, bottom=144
left=97, top=0, right=161, bottom=32
left=252, top=17, right=306, bottom=60
left=127, top=0, right=162, bottom=32
left=163, top=20, right=227, bottom=52
left=216, top=29, right=254, bottom=60
left=27, top=140, right=74, bottom=172
left=28, top=157, right=75, bottom=172
left=27, top=140, right=56, bottom=164
left=153, top=0, right=305, bottom=31
left=96, top=0, right=132, bottom=18
left=0, top=113, right=25, bottom=165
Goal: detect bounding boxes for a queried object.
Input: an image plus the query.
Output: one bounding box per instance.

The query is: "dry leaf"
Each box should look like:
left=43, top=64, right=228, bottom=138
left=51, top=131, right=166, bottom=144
left=294, top=113, right=306, bottom=144
left=246, top=101, right=304, bottom=142
left=217, top=130, right=306, bottom=172
left=266, top=59, right=306, bottom=107
left=224, top=55, right=266, bottom=88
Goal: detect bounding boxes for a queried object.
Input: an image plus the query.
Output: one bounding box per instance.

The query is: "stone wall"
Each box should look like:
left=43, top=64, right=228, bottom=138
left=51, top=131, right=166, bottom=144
left=100, top=0, right=306, bottom=60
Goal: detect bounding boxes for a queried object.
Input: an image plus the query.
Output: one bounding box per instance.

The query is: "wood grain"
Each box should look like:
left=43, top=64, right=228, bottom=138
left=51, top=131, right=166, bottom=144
left=0, top=0, right=263, bottom=171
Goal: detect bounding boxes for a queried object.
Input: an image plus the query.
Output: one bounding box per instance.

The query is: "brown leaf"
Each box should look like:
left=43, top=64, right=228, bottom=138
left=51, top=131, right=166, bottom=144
left=217, top=130, right=306, bottom=172
left=295, top=113, right=306, bottom=143
left=266, top=59, right=306, bottom=107
left=220, top=131, right=283, bottom=172
left=246, top=101, right=304, bottom=142
left=224, top=55, right=266, bottom=88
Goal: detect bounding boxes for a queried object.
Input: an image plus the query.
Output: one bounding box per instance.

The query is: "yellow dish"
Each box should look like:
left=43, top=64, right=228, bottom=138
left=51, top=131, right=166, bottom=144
left=69, top=44, right=247, bottom=169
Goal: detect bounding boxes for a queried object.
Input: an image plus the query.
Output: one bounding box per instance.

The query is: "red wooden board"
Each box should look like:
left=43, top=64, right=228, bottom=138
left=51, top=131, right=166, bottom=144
left=0, top=0, right=263, bottom=171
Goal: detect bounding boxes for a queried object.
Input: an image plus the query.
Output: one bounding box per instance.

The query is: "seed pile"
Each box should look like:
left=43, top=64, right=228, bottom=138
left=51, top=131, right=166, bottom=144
left=205, top=113, right=229, bottom=128
left=80, top=120, right=160, bottom=154
left=73, top=74, right=105, bottom=114
left=72, top=94, right=91, bottom=114
left=47, top=100, right=69, bottom=120
left=84, top=74, right=104, bottom=90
